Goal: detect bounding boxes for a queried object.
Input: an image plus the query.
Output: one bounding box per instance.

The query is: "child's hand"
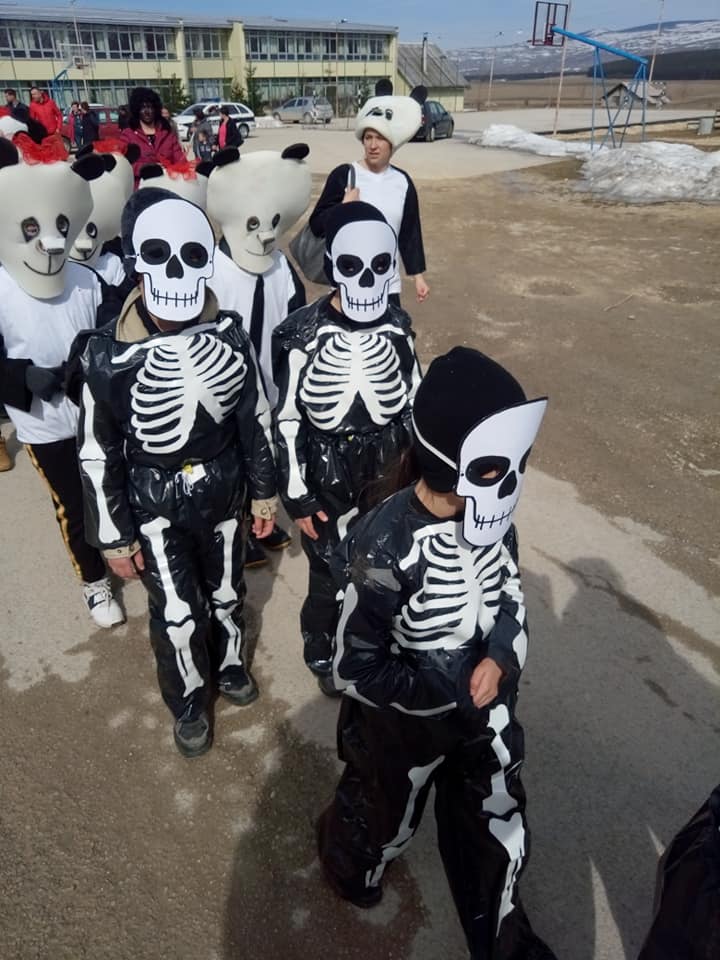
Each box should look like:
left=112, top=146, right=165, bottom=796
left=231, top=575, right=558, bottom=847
left=252, top=516, right=275, bottom=539
left=108, top=550, right=145, bottom=580
left=295, top=511, right=328, bottom=541
left=469, top=658, right=504, bottom=709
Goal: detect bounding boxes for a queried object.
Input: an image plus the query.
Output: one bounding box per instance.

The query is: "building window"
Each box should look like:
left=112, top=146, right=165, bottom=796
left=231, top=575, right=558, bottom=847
left=186, top=29, right=228, bottom=59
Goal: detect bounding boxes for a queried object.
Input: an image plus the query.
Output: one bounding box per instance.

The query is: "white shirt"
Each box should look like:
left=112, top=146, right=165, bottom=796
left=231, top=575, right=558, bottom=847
left=352, top=162, right=410, bottom=295
left=0, top=262, right=102, bottom=444
left=209, top=248, right=298, bottom=407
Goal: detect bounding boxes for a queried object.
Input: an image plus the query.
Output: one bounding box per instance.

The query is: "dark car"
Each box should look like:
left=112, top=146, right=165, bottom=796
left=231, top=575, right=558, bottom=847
left=61, top=105, right=121, bottom=151
left=414, top=100, right=454, bottom=142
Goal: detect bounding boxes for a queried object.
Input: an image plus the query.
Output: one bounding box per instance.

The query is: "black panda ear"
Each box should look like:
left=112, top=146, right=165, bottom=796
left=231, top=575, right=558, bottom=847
left=76, top=143, right=94, bottom=160
left=0, top=138, right=20, bottom=168
left=138, top=163, right=164, bottom=181
left=213, top=146, right=240, bottom=167
left=281, top=142, right=309, bottom=161
left=102, top=154, right=117, bottom=172
left=195, top=160, right=214, bottom=178
left=71, top=153, right=106, bottom=182
left=410, top=85, right=428, bottom=105
left=375, top=79, right=393, bottom=96
left=124, top=144, right=141, bottom=165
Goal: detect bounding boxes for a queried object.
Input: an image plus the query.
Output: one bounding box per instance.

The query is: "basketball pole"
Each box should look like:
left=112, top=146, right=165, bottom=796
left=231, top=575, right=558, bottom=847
left=552, top=0, right=573, bottom=137
left=648, top=0, right=665, bottom=84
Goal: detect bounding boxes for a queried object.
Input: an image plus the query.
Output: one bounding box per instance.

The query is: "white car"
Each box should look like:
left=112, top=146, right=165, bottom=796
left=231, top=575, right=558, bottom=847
left=173, top=101, right=256, bottom=141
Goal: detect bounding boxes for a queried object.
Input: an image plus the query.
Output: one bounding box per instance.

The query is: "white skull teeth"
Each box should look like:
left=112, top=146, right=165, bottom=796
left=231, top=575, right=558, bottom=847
left=345, top=294, right=385, bottom=311
left=472, top=505, right=516, bottom=530
left=150, top=287, right=200, bottom=308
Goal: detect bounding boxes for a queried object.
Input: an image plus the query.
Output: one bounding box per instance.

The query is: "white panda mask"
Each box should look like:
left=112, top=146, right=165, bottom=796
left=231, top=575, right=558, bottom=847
left=71, top=153, right=134, bottom=266
left=126, top=192, right=215, bottom=324
left=0, top=138, right=101, bottom=299
left=355, top=81, right=426, bottom=153
left=206, top=144, right=311, bottom=275
left=138, top=160, right=212, bottom=211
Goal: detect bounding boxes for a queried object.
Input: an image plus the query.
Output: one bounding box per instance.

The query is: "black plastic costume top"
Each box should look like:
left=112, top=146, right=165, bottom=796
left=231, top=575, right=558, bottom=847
left=330, top=487, right=528, bottom=717
left=78, top=308, right=276, bottom=551
left=272, top=295, right=421, bottom=519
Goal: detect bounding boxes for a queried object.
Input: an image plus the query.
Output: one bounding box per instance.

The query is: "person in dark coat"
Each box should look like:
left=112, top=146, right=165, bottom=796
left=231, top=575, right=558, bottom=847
left=217, top=106, right=242, bottom=150
left=77, top=101, right=100, bottom=148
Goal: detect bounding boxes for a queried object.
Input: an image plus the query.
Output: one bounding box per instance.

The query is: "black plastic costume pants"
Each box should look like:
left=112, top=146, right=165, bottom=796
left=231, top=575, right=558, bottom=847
left=299, top=419, right=411, bottom=674
left=319, top=695, right=534, bottom=960
left=129, top=449, right=248, bottom=720
left=27, top=437, right=106, bottom=583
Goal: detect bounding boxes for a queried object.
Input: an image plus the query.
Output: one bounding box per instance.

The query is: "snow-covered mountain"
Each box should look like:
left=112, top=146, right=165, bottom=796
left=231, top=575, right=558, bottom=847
left=451, top=20, right=720, bottom=77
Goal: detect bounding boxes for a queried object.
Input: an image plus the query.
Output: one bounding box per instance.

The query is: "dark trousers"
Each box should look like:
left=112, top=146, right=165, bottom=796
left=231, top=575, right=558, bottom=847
left=319, top=695, right=534, bottom=960
left=300, top=418, right=412, bottom=673
left=26, top=437, right=106, bottom=583
left=135, top=505, right=248, bottom=721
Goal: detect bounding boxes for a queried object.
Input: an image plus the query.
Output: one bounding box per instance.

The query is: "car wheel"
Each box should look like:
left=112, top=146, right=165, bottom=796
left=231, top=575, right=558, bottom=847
left=324, top=118, right=332, bottom=124
left=303, top=112, right=312, bottom=124
left=426, top=124, right=436, bottom=143
left=239, top=122, right=250, bottom=139
left=447, top=122, right=454, bottom=139
left=273, top=112, right=281, bottom=121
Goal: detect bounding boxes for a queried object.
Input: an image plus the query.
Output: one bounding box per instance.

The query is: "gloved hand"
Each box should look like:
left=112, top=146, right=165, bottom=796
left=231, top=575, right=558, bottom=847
left=25, top=364, right=65, bottom=401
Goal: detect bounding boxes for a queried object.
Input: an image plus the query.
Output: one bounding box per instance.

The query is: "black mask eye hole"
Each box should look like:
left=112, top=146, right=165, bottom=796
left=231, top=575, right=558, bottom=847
left=336, top=254, right=364, bottom=277
left=371, top=253, right=392, bottom=275
left=271, top=213, right=280, bottom=228
left=464, top=456, right=510, bottom=486
left=384, top=108, right=394, bottom=120
left=22, top=217, right=40, bottom=242
left=519, top=446, right=532, bottom=474
left=56, top=215, right=69, bottom=236
left=86, top=222, right=98, bottom=239
left=180, top=241, right=208, bottom=268
left=139, top=238, right=171, bottom=264
left=246, top=216, right=260, bottom=231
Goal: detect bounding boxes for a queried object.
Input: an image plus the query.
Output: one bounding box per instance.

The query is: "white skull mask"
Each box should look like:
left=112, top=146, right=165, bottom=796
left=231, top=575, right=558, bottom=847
left=131, top=198, right=215, bottom=323
left=456, top=399, right=547, bottom=547
left=330, top=220, right=397, bottom=323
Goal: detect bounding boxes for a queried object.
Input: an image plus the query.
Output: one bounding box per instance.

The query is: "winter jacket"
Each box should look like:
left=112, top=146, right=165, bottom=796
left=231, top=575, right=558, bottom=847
left=78, top=110, right=100, bottom=148
left=28, top=93, right=63, bottom=136
left=119, top=124, right=185, bottom=183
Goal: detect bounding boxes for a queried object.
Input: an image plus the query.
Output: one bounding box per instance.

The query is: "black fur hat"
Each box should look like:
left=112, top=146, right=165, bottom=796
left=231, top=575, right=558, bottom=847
left=128, top=86, right=162, bottom=127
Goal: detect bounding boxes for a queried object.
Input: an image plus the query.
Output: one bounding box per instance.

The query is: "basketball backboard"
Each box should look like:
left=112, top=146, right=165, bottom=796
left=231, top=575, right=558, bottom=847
left=531, top=2, right=569, bottom=47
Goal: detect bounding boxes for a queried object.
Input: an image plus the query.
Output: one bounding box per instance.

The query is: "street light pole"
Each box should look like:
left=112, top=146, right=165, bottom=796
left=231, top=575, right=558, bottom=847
left=335, top=19, right=347, bottom=119
left=552, top=0, right=573, bottom=136
left=486, top=31, right=502, bottom=109
left=648, top=0, right=666, bottom=84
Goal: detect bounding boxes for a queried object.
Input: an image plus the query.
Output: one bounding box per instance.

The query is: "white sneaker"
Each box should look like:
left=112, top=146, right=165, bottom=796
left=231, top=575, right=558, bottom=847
left=82, top=578, right=125, bottom=628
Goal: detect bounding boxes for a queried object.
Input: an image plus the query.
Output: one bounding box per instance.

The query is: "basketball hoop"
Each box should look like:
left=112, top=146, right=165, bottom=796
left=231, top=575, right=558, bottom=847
left=531, top=2, right=569, bottom=47
left=58, top=43, right=96, bottom=75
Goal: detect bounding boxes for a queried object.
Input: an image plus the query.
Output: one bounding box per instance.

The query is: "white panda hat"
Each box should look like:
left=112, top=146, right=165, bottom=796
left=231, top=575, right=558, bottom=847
left=355, top=80, right=427, bottom=153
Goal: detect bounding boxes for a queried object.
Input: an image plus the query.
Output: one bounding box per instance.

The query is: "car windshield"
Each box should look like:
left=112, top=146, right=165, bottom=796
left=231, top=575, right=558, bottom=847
left=179, top=106, right=199, bottom=116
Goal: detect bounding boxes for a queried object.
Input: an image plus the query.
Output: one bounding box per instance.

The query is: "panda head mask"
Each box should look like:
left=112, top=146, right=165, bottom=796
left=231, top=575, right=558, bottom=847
left=70, top=144, right=137, bottom=266
left=324, top=201, right=397, bottom=324
left=0, top=136, right=102, bottom=299
left=355, top=80, right=427, bottom=154
left=121, top=187, right=215, bottom=323
left=206, top=144, right=311, bottom=275
left=412, top=347, right=547, bottom=548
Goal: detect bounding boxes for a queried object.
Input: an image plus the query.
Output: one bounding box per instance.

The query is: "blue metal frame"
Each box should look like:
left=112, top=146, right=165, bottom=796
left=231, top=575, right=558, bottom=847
left=552, top=27, right=649, bottom=149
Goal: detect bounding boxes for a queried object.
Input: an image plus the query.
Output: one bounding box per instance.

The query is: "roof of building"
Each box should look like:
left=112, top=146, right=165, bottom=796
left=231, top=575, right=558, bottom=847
left=398, top=42, right=466, bottom=90
left=0, top=5, right=396, bottom=33
left=602, top=81, right=670, bottom=103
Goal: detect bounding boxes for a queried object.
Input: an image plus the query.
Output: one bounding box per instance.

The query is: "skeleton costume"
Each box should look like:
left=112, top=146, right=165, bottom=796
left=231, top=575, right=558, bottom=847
left=0, top=135, right=123, bottom=627
left=78, top=188, right=277, bottom=755
left=319, top=349, right=556, bottom=960
left=309, top=82, right=427, bottom=301
left=273, top=202, right=422, bottom=681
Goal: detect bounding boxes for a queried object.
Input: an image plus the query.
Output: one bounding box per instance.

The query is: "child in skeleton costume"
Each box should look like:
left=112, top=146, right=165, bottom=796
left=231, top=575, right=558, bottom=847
left=273, top=201, right=422, bottom=694
left=309, top=81, right=428, bottom=306
left=0, top=135, right=123, bottom=627
left=319, top=348, right=556, bottom=960
left=77, top=188, right=277, bottom=758
left=207, top=144, right=310, bottom=565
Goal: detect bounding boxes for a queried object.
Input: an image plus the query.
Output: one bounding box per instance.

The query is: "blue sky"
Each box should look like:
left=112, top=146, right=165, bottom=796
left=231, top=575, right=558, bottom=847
left=26, top=0, right=720, bottom=48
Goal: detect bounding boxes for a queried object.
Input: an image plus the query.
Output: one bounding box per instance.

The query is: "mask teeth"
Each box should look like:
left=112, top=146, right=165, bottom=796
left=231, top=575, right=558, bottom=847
left=473, top=504, right=516, bottom=529
left=151, top=287, right=199, bottom=307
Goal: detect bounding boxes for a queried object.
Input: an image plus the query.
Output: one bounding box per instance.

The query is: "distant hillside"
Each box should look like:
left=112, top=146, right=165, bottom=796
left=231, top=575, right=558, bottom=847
left=597, top=48, right=720, bottom=81
left=453, top=19, right=720, bottom=79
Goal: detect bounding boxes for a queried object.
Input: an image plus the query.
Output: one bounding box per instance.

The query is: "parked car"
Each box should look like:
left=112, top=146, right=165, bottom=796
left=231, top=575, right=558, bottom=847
left=413, top=100, right=454, bottom=142
left=273, top=96, right=333, bottom=124
left=61, top=104, right=120, bottom=151
left=173, top=101, right=256, bottom=142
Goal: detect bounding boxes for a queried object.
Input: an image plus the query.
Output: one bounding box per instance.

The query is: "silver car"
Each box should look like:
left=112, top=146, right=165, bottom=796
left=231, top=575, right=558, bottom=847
left=173, top=101, right=256, bottom=141
left=273, top=96, right=333, bottom=124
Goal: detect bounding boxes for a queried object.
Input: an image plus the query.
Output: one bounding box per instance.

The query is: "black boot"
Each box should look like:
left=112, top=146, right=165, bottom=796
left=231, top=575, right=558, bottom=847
left=173, top=710, right=212, bottom=758
left=245, top=533, right=268, bottom=568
